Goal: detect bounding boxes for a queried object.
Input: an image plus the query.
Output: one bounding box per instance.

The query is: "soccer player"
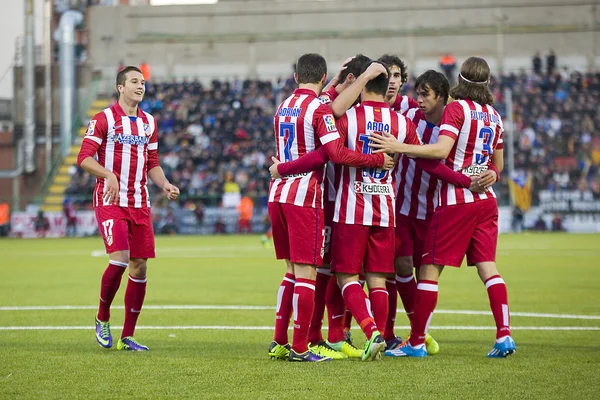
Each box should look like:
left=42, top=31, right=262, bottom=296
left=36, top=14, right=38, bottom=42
left=77, top=66, right=180, bottom=351
left=378, top=54, right=419, bottom=113
left=372, top=57, right=516, bottom=358
left=267, top=54, right=393, bottom=362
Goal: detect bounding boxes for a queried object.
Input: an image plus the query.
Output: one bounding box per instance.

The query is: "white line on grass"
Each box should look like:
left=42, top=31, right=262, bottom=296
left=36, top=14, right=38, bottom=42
left=1, top=305, right=599, bottom=320
left=0, top=325, right=598, bottom=331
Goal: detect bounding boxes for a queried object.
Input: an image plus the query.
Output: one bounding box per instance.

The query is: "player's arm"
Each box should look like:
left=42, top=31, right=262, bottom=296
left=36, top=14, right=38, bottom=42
left=330, top=62, right=389, bottom=118
left=77, top=115, right=119, bottom=205
left=273, top=146, right=329, bottom=179
left=318, top=111, right=392, bottom=169
left=146, top=126, right=179, bottom=201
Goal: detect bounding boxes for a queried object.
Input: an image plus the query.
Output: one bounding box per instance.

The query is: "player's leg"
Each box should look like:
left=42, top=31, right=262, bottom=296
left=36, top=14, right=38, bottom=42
left=285, top=204, right=331, bottom=362
left=267, top=202, right=295, bottom=359
left=469, top=199, right=515, bottom=358
left=324, top=274, right=363, bottom=358
left=118, top=208, right=155, bottom=351
left=94, top=206, right=130, bottom=349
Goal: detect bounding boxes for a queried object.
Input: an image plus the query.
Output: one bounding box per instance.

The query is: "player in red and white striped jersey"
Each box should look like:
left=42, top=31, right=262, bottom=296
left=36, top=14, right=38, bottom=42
left=378, top=54, right=419, bottom=114
left=373, top=57, right=515, bottom=358
left=267, top=54, right=391, bottom=363
left=77, top=66, right=180, bottom=351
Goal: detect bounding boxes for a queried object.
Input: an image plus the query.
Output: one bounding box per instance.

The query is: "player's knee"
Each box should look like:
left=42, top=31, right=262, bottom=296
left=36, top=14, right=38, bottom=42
left=129, top=258, right=147, bottom=278
left=109, top=250, right=129, bottom=265
left=394, top=257, right=414, bottom=276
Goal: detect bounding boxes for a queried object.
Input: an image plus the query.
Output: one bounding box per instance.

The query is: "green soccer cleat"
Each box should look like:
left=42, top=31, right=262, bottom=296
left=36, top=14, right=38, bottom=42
left=117, top=336, right=149, bottom=351
left=268, top=341, right=291, bottom=360
left=362, top=333, right=386, bottom=361
left=327, top=340, right=364, bottom=358
left=425, top=333, right=440, bottom=355
left=310, top=341, right=348, bottom=360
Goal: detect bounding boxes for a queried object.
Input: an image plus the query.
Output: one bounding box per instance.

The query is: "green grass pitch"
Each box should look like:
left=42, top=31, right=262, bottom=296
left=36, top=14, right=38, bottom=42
left=0, top=233, right=599, bottom=399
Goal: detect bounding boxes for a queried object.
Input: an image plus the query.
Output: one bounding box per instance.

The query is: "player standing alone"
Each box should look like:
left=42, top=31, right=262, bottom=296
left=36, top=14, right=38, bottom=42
left=372, top=57, right=516, bottom=358
left=78, top=66, right=180, bottom=351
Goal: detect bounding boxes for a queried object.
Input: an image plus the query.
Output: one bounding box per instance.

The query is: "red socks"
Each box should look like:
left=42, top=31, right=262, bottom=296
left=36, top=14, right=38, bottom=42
left=396, top=273, right=417, bottom=321
left=325, top=275, right=346, bottom=343
left=121, top=275, right=147, bottom=338
left=292, top=278, right=316, bottom=353
left=485, top=275, right=511, bottom=339
left=341, top=281, right=378, bottom=340
left=384, top=278, right=397, bottom=341
left=307, top=269, right=332, bottom=345
left=409, top=280, right=438, bottom=346
left=369, top=287, right=389, bottom=336
left=97, top=261, right=127, bottom=322
left=273, top=273, right=295, bottom=345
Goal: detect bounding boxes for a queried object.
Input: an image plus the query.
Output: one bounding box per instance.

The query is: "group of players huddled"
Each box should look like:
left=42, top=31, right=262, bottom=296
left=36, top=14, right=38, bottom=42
left=266, top=53, right=517, bottom=362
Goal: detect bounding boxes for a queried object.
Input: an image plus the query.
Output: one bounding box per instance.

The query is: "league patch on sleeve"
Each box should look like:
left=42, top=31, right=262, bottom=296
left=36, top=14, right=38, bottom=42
left=85, top=120, right=97, bottom=136
left=323, top=114, right=337, bottom=132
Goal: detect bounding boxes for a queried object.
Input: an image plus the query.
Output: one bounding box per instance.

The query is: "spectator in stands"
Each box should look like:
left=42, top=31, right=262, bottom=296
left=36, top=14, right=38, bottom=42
left=0, top=201, right=9, bottom=236
left=34, top=209, right=50, bottom=238
left=546, top=50, right=556, bottom=75
left=237, top=192, right=253, bottom=234
left=551, top=214, right=565, bottom=232
left=214, top=217, right=226, bottom=234
left=532, top=52, right=542, bottom=75
left=439, top=53, right=456, bottom=84
left=161, top=209, right=177, bottom=235
left=533, top=215, right=547, bottom=231
left=63, top=198, right=77, bottom=237
left=139, top=61, right=151, bottom=81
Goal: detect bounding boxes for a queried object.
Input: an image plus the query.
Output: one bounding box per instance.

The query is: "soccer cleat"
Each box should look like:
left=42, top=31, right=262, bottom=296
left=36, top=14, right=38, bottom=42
left=95, top=317, right=112, bottom=349
left=288, top=349, right=332, bottom=362
left=385, top=340, right=427, bottom=358
left=385, top=336, right=404, bottom=351
left=344, top=329, right=354, bottom=346
left=117, top=336, right=149, bottom=351
left=425, top=333, right=440, bottom=355
left=327, top=340, right=364, bottom=358
left=362, top=333, right=386, bottom=361
left=487, top=336, right=516, bottom=358
left=310, top=341, right=348, bottom=360
left=268, top=341, right=291, bottom=360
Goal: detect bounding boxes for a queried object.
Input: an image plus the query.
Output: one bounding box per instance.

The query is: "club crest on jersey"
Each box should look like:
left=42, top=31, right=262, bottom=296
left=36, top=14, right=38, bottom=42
left=143, top=123, right=150, bottom=136
left=85, top=120, right=97, bottom=136
left=105, top=235, right=113, bottom=246
left=323, top=114, right=337, bottom=132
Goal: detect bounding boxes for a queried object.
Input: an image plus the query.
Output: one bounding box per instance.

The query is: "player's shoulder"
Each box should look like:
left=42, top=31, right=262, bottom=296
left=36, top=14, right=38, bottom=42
left=406, top=96, right=419, bottom=107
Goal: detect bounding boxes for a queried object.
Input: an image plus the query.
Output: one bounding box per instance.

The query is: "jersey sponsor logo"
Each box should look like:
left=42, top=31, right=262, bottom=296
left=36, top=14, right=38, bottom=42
left=278, top=107, right=302, bottom=117
left=366, top=121, right=390, bottom=133
left=323, top=114, right=337, bottom=132
left=318, top=94, right=331, bottom=104
left=354, top=181, right=393, bottom=195
left=85, top=120, right=97, bottom=136
left=109, top=133, right=151, bottom=146
left=461, top=164, right=489, bottom=176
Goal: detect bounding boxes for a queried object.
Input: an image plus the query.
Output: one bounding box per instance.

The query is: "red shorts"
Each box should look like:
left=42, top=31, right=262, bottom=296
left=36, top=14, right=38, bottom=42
left=268, top=202, right=324, bottom=266
left=421, top=198, right=498, bottom=267
left=330, top=222, right=395, bottom=275
left=95, top=206, right=155, bottom=259
left=322, top=201, right=335, bottom=265
left=395, top=213, right=431, bottom=269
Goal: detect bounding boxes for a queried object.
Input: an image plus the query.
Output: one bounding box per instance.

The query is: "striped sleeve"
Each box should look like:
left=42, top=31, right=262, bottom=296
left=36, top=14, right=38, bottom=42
left=439, top=101, right=464, bottom=140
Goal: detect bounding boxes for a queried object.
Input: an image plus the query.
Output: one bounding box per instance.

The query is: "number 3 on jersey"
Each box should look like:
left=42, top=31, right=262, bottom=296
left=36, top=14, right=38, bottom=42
left=476, top=126, right=495, bottom=165
left=279, top=122, right=296, bottom=162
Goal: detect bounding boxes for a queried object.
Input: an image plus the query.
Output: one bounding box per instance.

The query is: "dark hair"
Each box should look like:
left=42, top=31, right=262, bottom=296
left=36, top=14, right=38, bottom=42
left=415, top=70, right=450, bottom=104
left=339, top=54, right=371, bottom=84
left=377, top=54, right=408, bottom=84
left=296, top=53, right=327, bottom=84
left=116, top=66, right=143, bottom=88
left=360, top=61, right=390, bottom=96
left=449, top=56, right=494, bottom=105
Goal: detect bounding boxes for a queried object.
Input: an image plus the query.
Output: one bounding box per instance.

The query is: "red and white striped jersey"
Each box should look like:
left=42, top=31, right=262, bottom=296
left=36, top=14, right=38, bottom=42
left=333, top=101, right=420, bottom=227
left=318, top=86, right=340, bottom=203
left=391, top=94, right=418, bottom=114
left=78, top=102, right=158, bottom=208
left=268, top=88, right=340, bottom=208
left=438, top=99, right=504, bottom=206
left=396, top=108, right=440, bottom=220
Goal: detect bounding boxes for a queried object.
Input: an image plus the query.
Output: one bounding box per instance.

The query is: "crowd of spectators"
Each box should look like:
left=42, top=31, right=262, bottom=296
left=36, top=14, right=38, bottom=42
left=66, top=66, right=600, bottom=212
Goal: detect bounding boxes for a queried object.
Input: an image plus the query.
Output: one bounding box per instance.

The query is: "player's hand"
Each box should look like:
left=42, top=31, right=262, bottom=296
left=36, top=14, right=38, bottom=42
left=269, top=156, right=282, bottom=179
left=468, top=176, right=486, bottom=193
left=330, top=56, right=355, bottom=86
left=477, top=170, right=497, bottom=189
left=363, top=62, right=388, bottom=80
left=103, top=173, right=119, bottom=205
left=163, top=182, right=180, bottom=201
left=369, top=132, right=403, bottom=154
left=381, top=153, right=395, bottom=170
